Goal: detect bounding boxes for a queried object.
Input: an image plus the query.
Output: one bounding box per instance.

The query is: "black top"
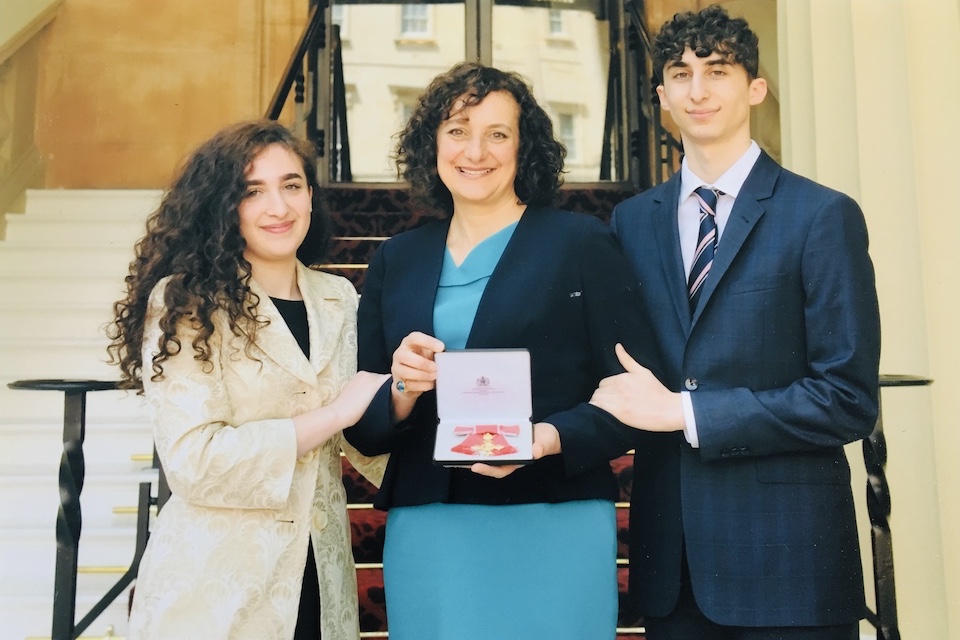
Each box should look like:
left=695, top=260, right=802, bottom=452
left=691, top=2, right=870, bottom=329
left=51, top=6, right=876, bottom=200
left=271, top=297, right=310, bottom=359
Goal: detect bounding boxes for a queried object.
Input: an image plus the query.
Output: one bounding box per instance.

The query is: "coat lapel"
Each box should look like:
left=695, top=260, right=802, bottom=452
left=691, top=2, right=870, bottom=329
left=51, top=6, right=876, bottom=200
left=246, top=263, right=345, bottom=387
left=691, top=151, right=779, bottom=325
left=650, top=176, right=692, bottom=335
left=298, top=262, right=348, bottom=378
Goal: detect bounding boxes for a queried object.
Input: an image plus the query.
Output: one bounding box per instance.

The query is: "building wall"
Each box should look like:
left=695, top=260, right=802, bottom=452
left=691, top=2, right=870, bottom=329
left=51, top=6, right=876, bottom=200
left=901, top=0, right=960, bottom=634
left=33, top=0, right=306, bottom=188
left=0, top=0, right=59, bottom=220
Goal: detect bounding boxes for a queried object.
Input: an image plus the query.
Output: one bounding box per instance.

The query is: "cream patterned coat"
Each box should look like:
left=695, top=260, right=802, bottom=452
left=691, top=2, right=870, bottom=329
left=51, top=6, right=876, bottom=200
left=127, top=264, right=387, bottom=640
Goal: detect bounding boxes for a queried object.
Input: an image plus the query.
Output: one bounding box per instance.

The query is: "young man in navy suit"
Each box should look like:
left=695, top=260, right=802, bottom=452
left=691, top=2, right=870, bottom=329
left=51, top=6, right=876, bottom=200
left=590, top=6, right=881, bottom=640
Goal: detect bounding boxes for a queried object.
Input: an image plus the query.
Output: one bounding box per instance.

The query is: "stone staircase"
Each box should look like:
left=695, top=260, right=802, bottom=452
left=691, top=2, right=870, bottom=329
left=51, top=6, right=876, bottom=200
left=0, top=190, right=163, bottom=639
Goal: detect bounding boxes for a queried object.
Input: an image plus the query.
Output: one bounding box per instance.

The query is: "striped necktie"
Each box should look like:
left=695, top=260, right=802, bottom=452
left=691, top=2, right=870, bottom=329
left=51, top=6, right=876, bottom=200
left=688, top=186, right=720, bottom=313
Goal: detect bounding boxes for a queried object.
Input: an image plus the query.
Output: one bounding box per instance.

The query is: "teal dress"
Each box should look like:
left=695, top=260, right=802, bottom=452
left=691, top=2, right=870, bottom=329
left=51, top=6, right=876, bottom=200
left=382, top=222, right=618, bottom=640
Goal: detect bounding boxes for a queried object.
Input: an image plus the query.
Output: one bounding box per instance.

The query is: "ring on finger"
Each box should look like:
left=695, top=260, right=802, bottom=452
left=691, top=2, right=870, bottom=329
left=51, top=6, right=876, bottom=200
left=395, top=379, right=408, bottom=393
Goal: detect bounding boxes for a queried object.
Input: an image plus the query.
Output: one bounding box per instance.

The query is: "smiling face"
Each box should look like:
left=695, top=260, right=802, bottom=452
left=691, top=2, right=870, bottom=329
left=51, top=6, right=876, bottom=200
left=656, top=47, right=767, bottom=152
left=435, top=90, right=520, bottom=213
left=238, top=143, right=313, bottom=272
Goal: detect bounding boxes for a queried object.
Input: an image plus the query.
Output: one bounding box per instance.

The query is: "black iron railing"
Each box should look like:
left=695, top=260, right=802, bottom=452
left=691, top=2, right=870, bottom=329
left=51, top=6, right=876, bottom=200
left=265, top=0, right=352, bottom=182
left=624, top=0, right=682, bottom=186
left=865, top=374, right=931, bottom=640
left=330, top=24, right=352, bottom=182
left=599, top=42, right=625, bottom=182
left=265, top=0, right=325, bottom=125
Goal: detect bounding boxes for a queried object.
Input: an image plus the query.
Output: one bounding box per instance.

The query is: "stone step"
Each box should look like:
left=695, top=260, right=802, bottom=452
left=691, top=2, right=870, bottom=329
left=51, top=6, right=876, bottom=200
left=0, top=277, right=127, bottom=312
left=0, top=384, right=144, bottom=423
left=0, top=421, right=152, bottom=475
left=22, top=189, right=161, bottom=218
left=4, top=215, right=146, bottom=246
left=0, top=527, right=141, bottom=596
left=0, top=246, right=135, bottom=278
left=0, top=307, right=117, bottom=340
left=0, top=471, right=157, bottom=530
left=0, top=337, right=117, bottom=380
left=1, top=592, right=131, bottom=640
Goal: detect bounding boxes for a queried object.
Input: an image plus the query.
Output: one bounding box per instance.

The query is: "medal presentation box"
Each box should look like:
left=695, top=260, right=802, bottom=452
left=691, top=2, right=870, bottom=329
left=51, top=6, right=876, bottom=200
left=433, top=349, right=534, bottom=467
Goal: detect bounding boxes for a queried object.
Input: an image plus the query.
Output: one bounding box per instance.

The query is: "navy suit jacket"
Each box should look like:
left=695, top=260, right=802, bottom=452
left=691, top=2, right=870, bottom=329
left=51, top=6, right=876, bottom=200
left=345, top=206, right=658, bottom=509
left=611, top=151, right=881, bottom=627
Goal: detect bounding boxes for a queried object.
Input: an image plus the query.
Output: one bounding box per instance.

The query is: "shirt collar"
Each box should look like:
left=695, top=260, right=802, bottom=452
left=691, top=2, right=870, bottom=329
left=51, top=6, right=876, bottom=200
left=679, top=141, right=762, bottom=202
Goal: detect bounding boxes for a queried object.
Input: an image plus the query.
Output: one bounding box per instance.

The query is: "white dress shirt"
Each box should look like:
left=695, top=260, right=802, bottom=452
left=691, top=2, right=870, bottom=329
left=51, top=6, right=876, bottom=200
left=680, top=141, right=762, bottom=448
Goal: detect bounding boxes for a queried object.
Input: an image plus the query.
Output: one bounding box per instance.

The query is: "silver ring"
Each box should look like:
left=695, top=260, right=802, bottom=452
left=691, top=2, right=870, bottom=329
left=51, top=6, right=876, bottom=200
left=396, top=379, right=407, bottom=393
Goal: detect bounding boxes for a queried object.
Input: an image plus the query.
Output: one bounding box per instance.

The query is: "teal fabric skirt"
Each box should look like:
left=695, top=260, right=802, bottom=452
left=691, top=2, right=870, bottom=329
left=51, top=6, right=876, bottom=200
left=382, top=500, right=618, bottom=640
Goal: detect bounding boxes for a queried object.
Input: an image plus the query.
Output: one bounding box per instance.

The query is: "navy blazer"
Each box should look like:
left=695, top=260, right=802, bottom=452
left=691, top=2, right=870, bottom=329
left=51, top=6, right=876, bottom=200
left=345, top=206, right=658, bottom=509
left=611, top=151, right=881, bottom=627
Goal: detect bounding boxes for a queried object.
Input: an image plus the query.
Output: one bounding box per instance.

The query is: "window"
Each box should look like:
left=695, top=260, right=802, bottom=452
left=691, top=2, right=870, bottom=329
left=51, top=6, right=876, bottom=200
left=548, top=9, right=564, bottom=36
left=400, top=102, right=415, bottom=126
left=400, top=5, right=430, bottom=37
left=558, top=113, right=578, bottom=160
left=393, top=89, right=421, bottom=130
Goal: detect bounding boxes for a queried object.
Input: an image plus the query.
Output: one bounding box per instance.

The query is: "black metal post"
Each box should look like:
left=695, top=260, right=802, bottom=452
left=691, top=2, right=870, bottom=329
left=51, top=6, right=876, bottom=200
left=53, top=390, right=86, bottom=640
left=8, top=379, right=119, bottom=640
left=865, top=375, right=932, bottom=640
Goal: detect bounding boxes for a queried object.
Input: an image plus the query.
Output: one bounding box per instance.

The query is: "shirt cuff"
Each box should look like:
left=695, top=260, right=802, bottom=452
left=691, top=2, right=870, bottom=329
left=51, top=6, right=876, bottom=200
left=681, top=391, right=699, bottom=448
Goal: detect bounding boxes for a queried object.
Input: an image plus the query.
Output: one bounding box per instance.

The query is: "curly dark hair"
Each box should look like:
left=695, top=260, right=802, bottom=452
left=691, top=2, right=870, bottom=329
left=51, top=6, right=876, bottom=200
left=653, top=5, right=760, bottom=83
left=107, top=119, right=330, bottom=391
left=394, top=61, right=565, bottom=215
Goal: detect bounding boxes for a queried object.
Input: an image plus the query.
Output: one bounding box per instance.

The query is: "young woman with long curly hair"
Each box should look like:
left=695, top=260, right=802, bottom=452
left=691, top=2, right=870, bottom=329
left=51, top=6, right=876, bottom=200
left=108, top=119, right=387, bottom=640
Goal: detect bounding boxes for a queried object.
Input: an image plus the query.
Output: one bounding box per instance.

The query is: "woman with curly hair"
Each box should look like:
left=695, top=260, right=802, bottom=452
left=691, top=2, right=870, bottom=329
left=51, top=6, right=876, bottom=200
left=344, top=62, right=659, bottom=639
left=108, top=119, right=388, bottom=640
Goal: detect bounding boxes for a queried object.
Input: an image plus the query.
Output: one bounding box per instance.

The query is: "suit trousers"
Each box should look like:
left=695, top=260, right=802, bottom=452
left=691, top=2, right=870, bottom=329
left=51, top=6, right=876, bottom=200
left=644, top=550, right=859, bottom=640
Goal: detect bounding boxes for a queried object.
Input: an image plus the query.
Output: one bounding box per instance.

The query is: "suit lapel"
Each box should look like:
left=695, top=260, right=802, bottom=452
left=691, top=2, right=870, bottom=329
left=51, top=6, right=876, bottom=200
left=691, top=151, right=779, bottom=325
left=650, top=176, right=692, bottom=335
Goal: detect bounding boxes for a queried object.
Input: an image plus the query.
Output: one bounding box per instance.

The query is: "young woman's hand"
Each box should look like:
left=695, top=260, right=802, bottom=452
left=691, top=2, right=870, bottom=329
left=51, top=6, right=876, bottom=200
left=294, top=371, right=389, bottom=456
left=330, top=371, right=392, bottom=428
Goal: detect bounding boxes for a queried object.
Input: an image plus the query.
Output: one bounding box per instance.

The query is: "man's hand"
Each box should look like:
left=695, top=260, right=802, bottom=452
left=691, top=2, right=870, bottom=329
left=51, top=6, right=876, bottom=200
left=590, top=343, right=685, bottom=432
left=469, top=422, right=561, bottom=479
